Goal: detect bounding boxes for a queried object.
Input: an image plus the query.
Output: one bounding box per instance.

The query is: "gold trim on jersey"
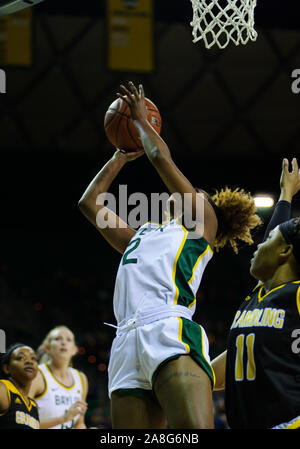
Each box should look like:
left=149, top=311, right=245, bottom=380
left=76, top=370, right=85, bottom=398
left=188, top=245, right=212, bottom=286
left=245, top=283, right=263, bottom=301
left=175, top=217, right=188, bottom=233
left=285, top=418, right=300, bottom=429
left=253, top=282, right=263, bottom=292
left=187, top=245, right=212, bottom=309
left=258, top=283, right=287, bottom=302
left=178, top=317, right=190, bottom=353
left=173, top=227, right=189, bottom=305
left=199, top=325, right=216, bottom=388
left=34, top=367, right=48, bottom=400
left=272, top=414, right=300, bottom=429
left=173, top=218, right=213, bottom=308
left=45, top=364, right=75, bottom=390
left=296, top=285, right=300, bottom=316
left=258, top=280, right=300, bottom=303
left=0, top=380, right=36, bottom=413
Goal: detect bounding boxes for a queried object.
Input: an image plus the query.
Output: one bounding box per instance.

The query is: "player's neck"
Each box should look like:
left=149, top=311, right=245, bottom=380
left=10, top=377, right=30, bottom=399
left=263, top=265, right=299, bottom=292
left=48, top=359, right=70, bottom=379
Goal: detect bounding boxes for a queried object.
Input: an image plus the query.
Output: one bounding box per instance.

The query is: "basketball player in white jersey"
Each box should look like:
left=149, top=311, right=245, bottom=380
left=78, top=81, right=261, bottom=428
left=29, top=326, right=88, bottom=429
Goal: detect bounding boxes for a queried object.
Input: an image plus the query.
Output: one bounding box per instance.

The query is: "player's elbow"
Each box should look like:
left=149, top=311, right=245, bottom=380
left=148, top=146, right=161, bottom=162
left=148, top=145, right=170, bottom=166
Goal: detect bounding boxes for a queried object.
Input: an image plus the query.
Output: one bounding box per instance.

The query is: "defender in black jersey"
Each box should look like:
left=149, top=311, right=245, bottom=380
left=212, top=158, right=300, bottom=429
left=0, top=380, right=39, bottom=429
left=226, top=279, right=300, bottom=428
left=0, top=344, right=39, bottom=429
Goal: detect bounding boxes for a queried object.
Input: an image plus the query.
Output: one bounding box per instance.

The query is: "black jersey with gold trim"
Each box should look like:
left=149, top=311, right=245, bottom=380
left=0, top=380, right=39, bottom=429
left=225, top=280, right=300, bottom=429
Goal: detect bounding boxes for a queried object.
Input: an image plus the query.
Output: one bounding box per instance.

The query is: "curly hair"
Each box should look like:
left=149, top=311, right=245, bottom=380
left=162, top=186, right=262, bottom=253
left=211, top=187, right=262, bottom=253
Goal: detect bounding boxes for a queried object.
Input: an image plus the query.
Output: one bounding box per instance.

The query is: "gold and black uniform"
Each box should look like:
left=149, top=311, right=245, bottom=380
left=225, top=280, right=300, bottom=429
left=0, top=380, right=39, bottom=429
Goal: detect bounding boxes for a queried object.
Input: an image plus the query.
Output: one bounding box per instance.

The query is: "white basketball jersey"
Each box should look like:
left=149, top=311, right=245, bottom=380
left=113, top=219, right=213, bottom=323
left=35, top=364, right=84, bottom=429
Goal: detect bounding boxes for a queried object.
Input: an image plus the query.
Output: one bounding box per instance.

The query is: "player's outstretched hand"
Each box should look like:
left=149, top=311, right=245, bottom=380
left=280, top=158, right=300, bottom=202
left=113, top=148, right=145, bottom=163
left=117, top=81, right=147, bottom=122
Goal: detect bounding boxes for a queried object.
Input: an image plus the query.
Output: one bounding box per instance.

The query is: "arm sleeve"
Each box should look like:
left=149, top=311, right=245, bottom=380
left=262, top=200, right=291, bottom=242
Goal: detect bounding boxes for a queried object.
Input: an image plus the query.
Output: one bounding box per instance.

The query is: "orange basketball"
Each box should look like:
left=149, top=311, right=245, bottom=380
left=104, top=97, right=162, bottom=152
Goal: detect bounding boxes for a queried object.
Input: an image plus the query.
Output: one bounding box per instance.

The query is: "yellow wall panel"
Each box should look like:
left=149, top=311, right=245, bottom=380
left=107, top=0, right=154, bottom=72
left=0, top=9, right=32, bottom=66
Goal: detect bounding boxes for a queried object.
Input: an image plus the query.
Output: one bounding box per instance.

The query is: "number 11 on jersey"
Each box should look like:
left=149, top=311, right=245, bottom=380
left=235, top=333, right=256, bottom=381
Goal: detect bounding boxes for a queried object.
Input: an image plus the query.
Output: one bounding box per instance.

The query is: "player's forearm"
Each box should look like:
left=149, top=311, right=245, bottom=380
left=211, top=350, right=227, bottom=391
left=279, top=188, right=293, bottom=203
left=78, top=155, right=125, bottom=209
left=133, top=118, right=171, bottom=164
left=73, top=419, right=87, bottom=429
left=39, top=415, right=67, bottom=429
left=262, top=200, right=291, bottom=242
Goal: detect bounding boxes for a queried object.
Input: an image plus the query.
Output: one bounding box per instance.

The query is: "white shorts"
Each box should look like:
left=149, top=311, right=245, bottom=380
left=108, top=316, right=215, bottom=398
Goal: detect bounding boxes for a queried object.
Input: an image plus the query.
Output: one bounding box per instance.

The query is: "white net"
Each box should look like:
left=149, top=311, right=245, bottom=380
left=190, top=0, right=258, bottom=49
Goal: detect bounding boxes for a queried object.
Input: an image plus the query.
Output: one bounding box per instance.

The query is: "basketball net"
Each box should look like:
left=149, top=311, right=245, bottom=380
left=190, top=0, right=258, bottom=49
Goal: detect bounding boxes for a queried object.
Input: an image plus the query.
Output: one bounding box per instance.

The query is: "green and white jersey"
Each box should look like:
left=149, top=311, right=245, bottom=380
left=113, top=218, right=213, bottom=324
left=35, top=364, right=84, bottom=429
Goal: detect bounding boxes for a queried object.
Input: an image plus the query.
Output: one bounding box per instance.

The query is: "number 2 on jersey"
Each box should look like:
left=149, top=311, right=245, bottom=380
left=122, top=238, right=141, bottom=265
left=235, top=333, right=256, bottom=381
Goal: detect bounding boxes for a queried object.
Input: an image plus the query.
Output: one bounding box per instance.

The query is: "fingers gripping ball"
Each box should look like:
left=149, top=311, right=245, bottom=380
left=104, top=97, right=162, bottom=152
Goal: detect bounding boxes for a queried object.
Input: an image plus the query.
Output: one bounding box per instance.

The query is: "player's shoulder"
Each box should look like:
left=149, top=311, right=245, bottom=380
left=77, top=369, right=88, bottom=384
left=282, top=280, right=300, bottom=304
left=70, top=367, right=88, bottom=383
left=0, top=379, right=9, bottom=393
left=71, top=369, right=88, bottom=398
left=286, top=280, right=300, bottom=290
left=0, top=380, right=10, bottom=412
left=78, top=370, right=87, bottom=380
left=29, top=367, right=46, bottom=398
left=0, top=379, right=15, bottom=393
left=273, top=280, right=300, bottom=298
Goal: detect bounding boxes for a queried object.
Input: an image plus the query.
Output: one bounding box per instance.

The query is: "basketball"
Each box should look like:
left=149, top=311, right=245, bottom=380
left=104, top=97, right=162, bottom=152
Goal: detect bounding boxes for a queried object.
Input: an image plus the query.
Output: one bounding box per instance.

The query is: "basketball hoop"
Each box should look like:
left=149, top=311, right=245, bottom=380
left=190, top=0, right=258, bottom=49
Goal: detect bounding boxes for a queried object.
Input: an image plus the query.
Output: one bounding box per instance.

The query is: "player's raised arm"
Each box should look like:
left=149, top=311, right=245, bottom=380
left=117, top=81, right=218, bottom=244
left=261, top=158, right=300, bottom=243
left=78, top=149, right=144, bottom=254
left=211, top=159, right=300, bottom=393
left=118, top=82, right=198, bottom=199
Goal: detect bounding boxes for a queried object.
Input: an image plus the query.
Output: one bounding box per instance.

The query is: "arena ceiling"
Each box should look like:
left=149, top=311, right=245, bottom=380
left=0, top=0, right=300, bottom=213
left=39, top=0, right=300, bottom=29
